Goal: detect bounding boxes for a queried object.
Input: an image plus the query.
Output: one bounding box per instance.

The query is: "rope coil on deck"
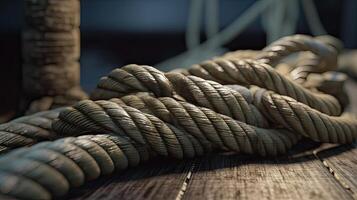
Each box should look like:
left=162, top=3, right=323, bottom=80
left=0, top=34, right=356, bottom=199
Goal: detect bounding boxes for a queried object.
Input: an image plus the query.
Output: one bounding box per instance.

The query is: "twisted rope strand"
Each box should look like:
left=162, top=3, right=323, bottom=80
left=53, top=99, right=299, bottom=157
left=289, top=36, right=343, bottom=84
left=256, top=34, right=338, bottom=70
left=256, top=90, right=357, bottom=143
left=93, top=66, right=269, bottom=127
left=113, top=92, right=356, bottom=145
left=92, top=62, right=340, bottom=116
left=0, top=34, right=355, bottom=200
left=0, top=134, right=148, bottom=199
left=188, top=59, right=341, bottom=115
left=0, top=108, right=64, bottom=153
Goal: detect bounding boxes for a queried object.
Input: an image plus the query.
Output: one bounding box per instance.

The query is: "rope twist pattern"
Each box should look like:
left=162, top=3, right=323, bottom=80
left=0, top=34, right=355, bottom=199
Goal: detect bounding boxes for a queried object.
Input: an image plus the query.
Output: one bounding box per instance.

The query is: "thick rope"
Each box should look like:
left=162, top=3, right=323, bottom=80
left=94, top=81, right=357, bottom=143
left=23, top=0, right=87, bottom=114
left=255, top=34, right=338, bottom=70
left=0, top=108, right=64, bottom=153
left=0, top=34, right=355, bottom=199
left=189, top=59, right=341, bottom=115
left=53, top=98, right=298, bottom=157
left=289, top=35, right=343, bottom=84
left=92, top=61, right=341, bottom=116
left=250, top=88, right=357, bottom=143
left=112, top=94, right=357, bottom=144
left=0, top=134, right=147, bottom=199
left=91, top=66, right=268, bottom=127
left=0, top=130, right=293, bottom=199
left=1, top=89, right=355, bottom=198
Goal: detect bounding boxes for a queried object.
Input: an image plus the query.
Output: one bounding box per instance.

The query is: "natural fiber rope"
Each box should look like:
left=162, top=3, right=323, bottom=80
left=0, top=34, right=356, bottom=199
left=0, top=134, right=145, bottom=199
left=0, top=98, right=299, bottom=199
left=89, top=65, right=355, bottom=144
left=0, top=108, right=64, bottom=153
left=112, top=94, right=356, bottom=144
left=289, top=35, right=343, bottom=84
left=256, top=34, right=338, bottom=70
left=54, top=97, right=299, bottom=155
left=92, top=61, right=341, bottom=116
left=250, top=87, right=357, bottom=143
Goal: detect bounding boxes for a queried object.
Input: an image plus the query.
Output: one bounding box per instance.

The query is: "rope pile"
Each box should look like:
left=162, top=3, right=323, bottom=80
left=0, top=34, right=356, bottom=199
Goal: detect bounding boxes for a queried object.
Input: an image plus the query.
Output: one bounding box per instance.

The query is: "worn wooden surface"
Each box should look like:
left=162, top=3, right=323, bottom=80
left=68, top=79, right=357, bottom=200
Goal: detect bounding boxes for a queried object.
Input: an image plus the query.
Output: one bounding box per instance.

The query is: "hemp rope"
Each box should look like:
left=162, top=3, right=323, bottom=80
left=88, top=65, right=356, bottom=144
left=256, top=34, right=338, bottom=70
left=250, top=88, right=357, bottom=143
left=23, top=0, right=87, bottom=114
left=0, top=108, right=64, bottom=153
left=0, top=99, right=299, bottom=199
left=289, top=35, right=343, bottom=84
left=92, top=61, right=341, bottom=116
left=0, top=34, right=355, bottom=199
left=1, top=90, right=356, bottom=198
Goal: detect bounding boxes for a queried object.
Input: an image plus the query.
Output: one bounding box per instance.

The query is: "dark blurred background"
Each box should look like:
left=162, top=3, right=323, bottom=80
left=0, top=0, right=356, bottom=117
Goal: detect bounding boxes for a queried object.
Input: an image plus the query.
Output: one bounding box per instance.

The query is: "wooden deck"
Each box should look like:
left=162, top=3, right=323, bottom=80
left=67, top=80, right=357, bottom=200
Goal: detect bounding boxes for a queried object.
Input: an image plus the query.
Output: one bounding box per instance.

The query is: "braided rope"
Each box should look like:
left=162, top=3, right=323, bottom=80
left=1, top=89, right=355, bottom=198
left=0, top=108, right=64, bottom=153
left=289, top=35, right=343, bottom=84
left=53, top=98, right=298, bottom=156
left=112, top=94, right=357, bottom=144
left=92, top=61, right=341, bottom=116
left=189, top=59, right=341, bottom=115
left=250, top=88, right=357, bottom=143
left=256, top=34, right=338, bottom=70
left=92, top=66, right=268, bottom=127
left=0, top=134, right=146, bottom=199
left=0, top=34, right=355, bottom=199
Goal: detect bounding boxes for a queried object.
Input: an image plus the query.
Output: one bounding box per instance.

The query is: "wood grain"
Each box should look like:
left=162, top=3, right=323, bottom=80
left=181, top=80, right=357, bottom=200
left=315, top=144, right=357, bottom=199
left=68, top=158, right=194, bottom=200
left=182, top=152, right=353, bottom=200
left=311, top=79, right=357, bottom=198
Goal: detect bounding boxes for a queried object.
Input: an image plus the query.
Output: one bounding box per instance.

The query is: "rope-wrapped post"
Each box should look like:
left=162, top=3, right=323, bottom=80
left=22, top=0, right=87, bottom=114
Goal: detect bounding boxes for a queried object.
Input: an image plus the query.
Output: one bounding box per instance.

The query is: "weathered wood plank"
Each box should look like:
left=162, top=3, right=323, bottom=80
left=182, top=152, right=353, bottom=200
left=311, top=79, right=357, bottom=198
left=68, top=158, right=193, bottom=200
left=315, top=144, right=357, bottom=199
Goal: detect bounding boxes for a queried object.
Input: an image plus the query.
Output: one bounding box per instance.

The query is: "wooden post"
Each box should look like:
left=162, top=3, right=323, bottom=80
left=23, top=0, right=86, bottom=113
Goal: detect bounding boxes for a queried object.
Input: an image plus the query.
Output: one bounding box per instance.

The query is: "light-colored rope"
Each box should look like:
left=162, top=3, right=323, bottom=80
left=92, top=61, right=341, bottom=116
left=53, top=98, right=299, bottom=156
left=289, top=35, right=343, bottom=83
left=0, top=134, right=146, bottom=199
left=0, top=34, right=355, bottom=199
left=256, top=34, right=338, bottom=70
left=0, top=108, right=64, bottom=153
left=251, top=87, right=357, bottom=143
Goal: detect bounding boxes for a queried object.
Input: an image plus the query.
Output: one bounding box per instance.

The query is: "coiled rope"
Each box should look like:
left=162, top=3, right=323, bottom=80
left=0, top=34, right=356, bottom=199
left=92, top=61, right=341, bottom=116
